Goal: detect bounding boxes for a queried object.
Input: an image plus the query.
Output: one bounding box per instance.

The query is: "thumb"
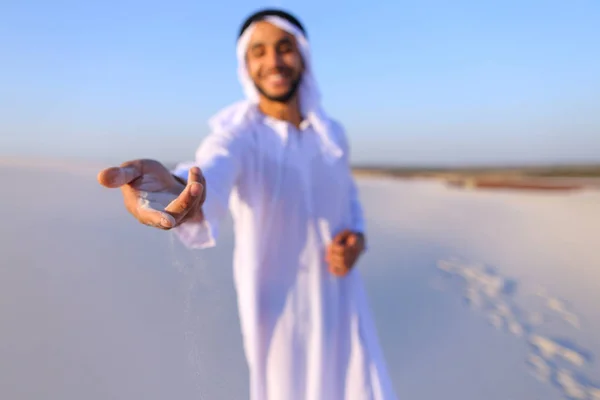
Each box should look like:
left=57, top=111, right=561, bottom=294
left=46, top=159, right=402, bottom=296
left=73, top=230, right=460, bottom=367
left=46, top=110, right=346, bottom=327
left=333, top=229, right=352, bottom=245
left=346, top=233, right=358, bottom=247
left=97, top=165, right=141, bottom=188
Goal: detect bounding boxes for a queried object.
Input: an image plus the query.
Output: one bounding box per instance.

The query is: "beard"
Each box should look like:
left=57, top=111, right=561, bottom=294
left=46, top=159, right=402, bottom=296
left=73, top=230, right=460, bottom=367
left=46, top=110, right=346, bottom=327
left=254, top=74, right=302, bottom=103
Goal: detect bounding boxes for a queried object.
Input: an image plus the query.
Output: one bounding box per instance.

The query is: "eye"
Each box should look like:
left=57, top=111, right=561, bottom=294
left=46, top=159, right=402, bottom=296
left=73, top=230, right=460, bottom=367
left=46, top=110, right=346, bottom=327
left=249, top=45, right=265, bottom=58
left=277, top=40, right=293, bottom=54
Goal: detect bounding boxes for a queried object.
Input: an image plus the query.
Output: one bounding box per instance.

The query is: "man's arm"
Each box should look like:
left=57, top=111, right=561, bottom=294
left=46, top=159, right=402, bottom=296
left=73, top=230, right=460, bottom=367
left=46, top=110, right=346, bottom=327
left=347, top=175, right=367, bottom=247
left=326, top=121, right=368, bottom=276
left=170, top=130, right=245, bottom=249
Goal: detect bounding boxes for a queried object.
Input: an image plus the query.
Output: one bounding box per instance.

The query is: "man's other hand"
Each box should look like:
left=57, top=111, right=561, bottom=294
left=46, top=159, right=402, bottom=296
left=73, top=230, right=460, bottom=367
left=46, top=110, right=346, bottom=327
left=326, top=229, right=366, bottom=277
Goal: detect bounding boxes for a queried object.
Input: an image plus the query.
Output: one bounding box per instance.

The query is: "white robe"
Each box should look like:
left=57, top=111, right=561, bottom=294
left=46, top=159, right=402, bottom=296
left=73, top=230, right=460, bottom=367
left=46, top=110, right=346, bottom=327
left=172, top=107, right=397, bottom=400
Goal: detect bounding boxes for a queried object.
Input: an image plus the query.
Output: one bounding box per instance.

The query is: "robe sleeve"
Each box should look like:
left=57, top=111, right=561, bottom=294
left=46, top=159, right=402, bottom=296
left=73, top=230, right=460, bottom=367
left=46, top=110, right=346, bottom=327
left=333, top=121, right=367, bottom=238
left=170, top=130, right=245, bottom=249
left=348, top=172, right=367, bottom=235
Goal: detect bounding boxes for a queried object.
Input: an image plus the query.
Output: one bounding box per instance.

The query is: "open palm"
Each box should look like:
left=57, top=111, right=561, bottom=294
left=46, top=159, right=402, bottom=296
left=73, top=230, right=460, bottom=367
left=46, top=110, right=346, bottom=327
left=97, top=159, right=205, bottom=229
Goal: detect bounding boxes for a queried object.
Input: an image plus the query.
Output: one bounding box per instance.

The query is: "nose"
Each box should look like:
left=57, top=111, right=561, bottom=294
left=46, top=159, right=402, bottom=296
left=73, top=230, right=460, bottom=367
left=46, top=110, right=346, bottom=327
left=265, top=48, right=285, bottom=69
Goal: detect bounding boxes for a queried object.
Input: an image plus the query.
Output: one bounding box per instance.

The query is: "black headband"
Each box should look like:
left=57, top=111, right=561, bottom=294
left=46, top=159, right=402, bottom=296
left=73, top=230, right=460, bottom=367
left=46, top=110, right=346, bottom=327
left=238, top=8, right=307, bottom=39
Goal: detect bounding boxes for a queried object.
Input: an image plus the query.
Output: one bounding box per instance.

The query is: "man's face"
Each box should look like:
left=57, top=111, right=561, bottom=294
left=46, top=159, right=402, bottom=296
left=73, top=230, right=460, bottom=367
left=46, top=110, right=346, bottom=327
left=245, top=21, right=304, bottom=103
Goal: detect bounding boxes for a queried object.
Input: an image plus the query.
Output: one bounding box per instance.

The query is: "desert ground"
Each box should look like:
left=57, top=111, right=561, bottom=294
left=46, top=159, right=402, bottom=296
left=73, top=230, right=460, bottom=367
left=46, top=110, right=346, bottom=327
left=1, top=159, right=599, bottom=399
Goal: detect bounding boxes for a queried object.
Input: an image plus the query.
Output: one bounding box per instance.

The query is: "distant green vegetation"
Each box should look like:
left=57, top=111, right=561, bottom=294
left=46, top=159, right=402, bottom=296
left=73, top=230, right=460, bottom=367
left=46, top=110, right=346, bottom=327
left=165, top=160, right=600, bottom=178
left=525, top=166, right=600, bottom=178
left=351, top=164, right=600, bottom=178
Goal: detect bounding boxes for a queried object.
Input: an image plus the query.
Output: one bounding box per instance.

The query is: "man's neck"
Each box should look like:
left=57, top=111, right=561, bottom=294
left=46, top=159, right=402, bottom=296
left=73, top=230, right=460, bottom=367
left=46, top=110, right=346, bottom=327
left=258, top=96, right=303, bottom=128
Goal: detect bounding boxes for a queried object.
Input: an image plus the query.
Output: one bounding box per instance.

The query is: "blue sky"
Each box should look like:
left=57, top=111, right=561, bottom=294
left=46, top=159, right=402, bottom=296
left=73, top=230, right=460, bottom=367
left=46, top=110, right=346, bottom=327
left=1, top=0, right=599, bottom=166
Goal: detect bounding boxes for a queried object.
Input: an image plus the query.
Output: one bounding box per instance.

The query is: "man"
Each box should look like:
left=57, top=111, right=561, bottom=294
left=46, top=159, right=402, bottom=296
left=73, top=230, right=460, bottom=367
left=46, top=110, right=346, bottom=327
left=97, top=8, right=397, bottom=400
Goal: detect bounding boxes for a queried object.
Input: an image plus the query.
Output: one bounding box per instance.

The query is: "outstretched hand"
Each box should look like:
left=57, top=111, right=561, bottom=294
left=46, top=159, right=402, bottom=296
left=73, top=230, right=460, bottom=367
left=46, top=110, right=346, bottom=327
left=97, top=159, right=205, bottom=230
left=326, top=229, right=366, bottom=277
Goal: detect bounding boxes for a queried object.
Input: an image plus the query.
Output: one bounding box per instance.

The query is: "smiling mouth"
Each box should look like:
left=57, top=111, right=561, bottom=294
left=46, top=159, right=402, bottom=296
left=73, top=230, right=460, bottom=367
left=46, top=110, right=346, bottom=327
left=262, top=67, right=293, bottom=86
left=265, top=73, right=289, bottom=86
left=255, top=72, right=302, bottom=102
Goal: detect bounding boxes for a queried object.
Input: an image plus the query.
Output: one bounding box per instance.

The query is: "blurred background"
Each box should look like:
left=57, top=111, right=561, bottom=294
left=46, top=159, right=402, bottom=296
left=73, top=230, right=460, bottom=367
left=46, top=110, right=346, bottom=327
left=1, top=1, right=599, bottom=399
left=2, top=0, right=599, bottom=166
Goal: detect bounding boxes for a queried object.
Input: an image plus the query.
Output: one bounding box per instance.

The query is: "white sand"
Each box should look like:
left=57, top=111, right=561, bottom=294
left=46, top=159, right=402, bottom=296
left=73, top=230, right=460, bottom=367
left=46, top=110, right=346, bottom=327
left=1, top=161, right=599, bottom=399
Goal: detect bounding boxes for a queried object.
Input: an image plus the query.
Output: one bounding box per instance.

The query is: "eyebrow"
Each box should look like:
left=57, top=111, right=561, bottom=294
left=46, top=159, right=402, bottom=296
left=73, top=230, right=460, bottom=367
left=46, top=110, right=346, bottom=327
left=249, top=36, right=294, bottom=50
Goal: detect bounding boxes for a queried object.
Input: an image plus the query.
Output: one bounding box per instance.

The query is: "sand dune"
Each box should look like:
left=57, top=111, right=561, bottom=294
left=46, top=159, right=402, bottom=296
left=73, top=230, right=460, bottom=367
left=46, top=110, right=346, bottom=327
left=1, top=161, right=599, bottom=399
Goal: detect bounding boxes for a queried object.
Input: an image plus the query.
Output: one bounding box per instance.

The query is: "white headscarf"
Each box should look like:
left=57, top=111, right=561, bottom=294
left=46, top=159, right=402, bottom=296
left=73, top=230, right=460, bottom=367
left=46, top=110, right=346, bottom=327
left=208, top=15, right=343, bottom=163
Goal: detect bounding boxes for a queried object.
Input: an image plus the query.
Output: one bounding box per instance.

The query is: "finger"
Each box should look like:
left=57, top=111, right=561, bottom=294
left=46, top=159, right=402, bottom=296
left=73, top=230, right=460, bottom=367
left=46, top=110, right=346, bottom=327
left=167, top=167, right=203, bottom=210
left=325, top=249, right=332, bottom=264
left=329, top=262, right=349, bottom=277
left=329, top=254, right=346, bottom=266
left=330, top=244, right=346, bottom=256
left=326, top=245, right=341, bottom=262
left=118, top=185, right=174, bottom=229
left=164, top=184, right=201, bottom=224
left=187, top=166, right=204, bottom=196
left=325, top=243, right=333, bottom=255
left=138, top=206, right=176, bottom=230
left=133, top=189, right=177, bottom=229
left=164, top=167, right=204, bottom=225
left=98, top=165, right=141, bottom=188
